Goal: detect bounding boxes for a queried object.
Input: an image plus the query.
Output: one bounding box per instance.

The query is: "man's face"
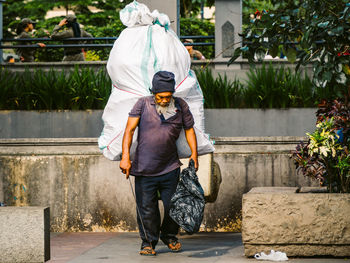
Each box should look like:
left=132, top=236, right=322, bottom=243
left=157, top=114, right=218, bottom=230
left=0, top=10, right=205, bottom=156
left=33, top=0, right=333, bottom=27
left=28, top=23, right=34, bottom=31
left=154, top=92, right=173, bottom=107
left=184, top=42, right=193, bottom=51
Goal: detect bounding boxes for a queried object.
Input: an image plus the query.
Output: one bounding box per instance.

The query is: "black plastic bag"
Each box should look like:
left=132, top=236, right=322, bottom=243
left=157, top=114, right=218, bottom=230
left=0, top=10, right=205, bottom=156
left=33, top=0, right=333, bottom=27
left=169, top=159, right=205, bottom=234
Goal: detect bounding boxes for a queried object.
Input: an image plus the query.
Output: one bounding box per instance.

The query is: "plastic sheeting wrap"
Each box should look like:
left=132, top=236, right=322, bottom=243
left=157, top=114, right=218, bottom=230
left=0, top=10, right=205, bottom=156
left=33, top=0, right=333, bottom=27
left=98, top=1, right=214, bottom=161
left=169, top=160, right=205, bottom=234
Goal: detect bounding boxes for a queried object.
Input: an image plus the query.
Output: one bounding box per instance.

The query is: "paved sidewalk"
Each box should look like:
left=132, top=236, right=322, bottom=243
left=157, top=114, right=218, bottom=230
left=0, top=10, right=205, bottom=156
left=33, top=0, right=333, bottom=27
left=48, top=232, right=349, bottom=263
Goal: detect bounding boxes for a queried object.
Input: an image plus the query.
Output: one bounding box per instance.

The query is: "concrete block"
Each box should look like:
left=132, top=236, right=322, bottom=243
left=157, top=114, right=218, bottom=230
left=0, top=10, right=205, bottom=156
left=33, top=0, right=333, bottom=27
left=215, top=0, right=242, bottom=61
left=0, top=207, right=50, bottom=262
left=242, top=187, right=350, bottom=257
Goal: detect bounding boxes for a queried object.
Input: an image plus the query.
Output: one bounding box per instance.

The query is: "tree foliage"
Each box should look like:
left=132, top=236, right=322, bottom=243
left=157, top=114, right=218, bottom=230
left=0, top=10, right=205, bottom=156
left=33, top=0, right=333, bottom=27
left=180, top=17, right=214, bottom=58
left=181, top=0, right=215, bottom=18
left=2, top=0, right=130, bottom=38
left=230, top=0, right=350, bottom=100
left=242, top=0, right=275, bottom=28
left=3, top=0, right=215, bottom=37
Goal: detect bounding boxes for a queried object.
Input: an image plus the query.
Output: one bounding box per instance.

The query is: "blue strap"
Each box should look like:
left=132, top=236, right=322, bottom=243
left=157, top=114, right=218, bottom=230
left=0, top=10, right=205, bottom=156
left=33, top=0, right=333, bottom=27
left=153, top=18, right=169, bottom=31
left=141, top=26, right=161, bottom=94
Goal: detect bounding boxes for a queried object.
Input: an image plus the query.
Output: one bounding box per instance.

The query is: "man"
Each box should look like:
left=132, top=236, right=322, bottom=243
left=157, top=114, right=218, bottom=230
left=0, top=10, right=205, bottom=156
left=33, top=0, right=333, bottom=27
left=16, top=18, right=46, bottom=62
left=120, top=71, right=198, bottom=256
left=184, top=39, right=205, bottom=60
left=51, top=14, right=92, bottom=61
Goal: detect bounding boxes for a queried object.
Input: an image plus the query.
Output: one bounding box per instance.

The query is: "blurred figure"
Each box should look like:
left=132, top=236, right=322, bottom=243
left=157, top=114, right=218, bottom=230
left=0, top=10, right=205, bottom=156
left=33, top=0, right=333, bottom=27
left=16, top=18, right=46, bottom=62
left=5, top=55, right=15, bottom=63
left=184, top=39, right=205, bottom=61
left=51, top=14, right=92, bottom=61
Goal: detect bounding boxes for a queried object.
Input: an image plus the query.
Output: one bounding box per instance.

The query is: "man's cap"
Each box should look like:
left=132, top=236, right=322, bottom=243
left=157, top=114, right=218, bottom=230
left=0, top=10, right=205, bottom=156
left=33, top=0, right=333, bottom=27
left=151, top=71, right=175, bottom=94
left=21, top=18, right=37, bottom=25
left=184, top=38, right=193, bottom=43
left=66, top=14, right=77, bottom=23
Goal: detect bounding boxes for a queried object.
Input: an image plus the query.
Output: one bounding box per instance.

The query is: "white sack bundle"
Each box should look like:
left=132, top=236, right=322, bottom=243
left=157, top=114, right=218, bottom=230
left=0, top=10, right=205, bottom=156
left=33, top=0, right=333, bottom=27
left=98, top=1, right=214, bottom=161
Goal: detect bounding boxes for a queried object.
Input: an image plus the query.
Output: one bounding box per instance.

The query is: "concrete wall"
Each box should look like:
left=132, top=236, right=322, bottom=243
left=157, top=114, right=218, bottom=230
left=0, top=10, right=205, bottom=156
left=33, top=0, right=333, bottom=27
left=0, top=137, right=318, bottom=232
left=0, top=109, right=316, bottom=138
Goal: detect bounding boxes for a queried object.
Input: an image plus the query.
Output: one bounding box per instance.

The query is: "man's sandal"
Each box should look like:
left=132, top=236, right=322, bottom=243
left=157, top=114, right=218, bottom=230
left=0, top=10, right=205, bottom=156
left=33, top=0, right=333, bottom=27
left=165, top=240, right=182, bottom=252
left=139, top=246, right=156, bottom=256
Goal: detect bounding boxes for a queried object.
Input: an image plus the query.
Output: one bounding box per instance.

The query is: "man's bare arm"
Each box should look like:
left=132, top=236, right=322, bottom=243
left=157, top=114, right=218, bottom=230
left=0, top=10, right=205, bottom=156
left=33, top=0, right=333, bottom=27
left=184, top=127, right=198, bottom=171
left=120, top=117, right=140, bottom=178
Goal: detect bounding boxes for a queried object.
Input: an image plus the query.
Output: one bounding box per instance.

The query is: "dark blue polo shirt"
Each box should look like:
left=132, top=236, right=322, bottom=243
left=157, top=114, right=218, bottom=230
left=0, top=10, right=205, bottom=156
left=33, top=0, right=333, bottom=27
left=129, top=96, right=194, bottom=176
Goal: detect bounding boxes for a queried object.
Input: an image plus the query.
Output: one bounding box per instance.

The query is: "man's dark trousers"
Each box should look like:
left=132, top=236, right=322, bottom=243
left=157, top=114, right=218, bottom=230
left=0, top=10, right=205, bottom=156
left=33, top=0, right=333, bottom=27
left=135, top=168, right=180, bottom=249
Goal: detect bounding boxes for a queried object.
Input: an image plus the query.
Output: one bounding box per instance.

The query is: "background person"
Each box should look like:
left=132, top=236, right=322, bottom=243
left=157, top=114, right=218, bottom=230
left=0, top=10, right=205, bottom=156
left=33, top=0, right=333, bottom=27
left=119, top=71, right=198, bottom=256
left=51, top=14, right=92, bottom=61
left=183, top=38, right=205, bottom=60
left=16, top=18, right=46, bottom=62
left=5, top=55, right=15, bottom=63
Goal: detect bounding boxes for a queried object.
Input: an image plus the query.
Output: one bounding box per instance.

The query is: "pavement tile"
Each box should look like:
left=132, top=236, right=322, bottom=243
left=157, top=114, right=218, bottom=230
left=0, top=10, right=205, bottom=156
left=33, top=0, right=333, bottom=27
left=48, top=232, right=118, bottom=262
left=48, top=232, right=350, bottom=263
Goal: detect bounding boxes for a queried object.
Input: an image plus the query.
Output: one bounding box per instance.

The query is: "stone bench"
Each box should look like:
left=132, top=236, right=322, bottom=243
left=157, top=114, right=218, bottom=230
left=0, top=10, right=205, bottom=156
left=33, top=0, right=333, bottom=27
left=0, top=207, right=50, bottom=262
left=242, top=187, right=350, bottom=257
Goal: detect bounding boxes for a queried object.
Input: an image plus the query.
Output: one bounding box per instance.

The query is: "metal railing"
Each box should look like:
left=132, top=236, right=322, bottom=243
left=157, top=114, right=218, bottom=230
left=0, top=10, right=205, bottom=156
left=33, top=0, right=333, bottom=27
left=0, top=35, right=214, bottom=49
left=0, top=35, right=214, bottom=62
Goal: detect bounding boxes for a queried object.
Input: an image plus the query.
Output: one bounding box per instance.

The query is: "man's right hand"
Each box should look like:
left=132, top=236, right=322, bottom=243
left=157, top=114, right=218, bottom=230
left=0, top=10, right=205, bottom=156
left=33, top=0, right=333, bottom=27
left=119, top=158, right=131, bottom=179
left=59, top=19, right=68, bottom=27
left=120, top=116, right=139, bottom=180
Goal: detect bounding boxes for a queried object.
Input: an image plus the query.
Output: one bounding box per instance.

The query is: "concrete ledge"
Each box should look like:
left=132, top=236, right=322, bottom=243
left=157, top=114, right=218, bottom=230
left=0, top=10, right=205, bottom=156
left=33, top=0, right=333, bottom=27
left=0, top=137, right=317, bottom=232
left=0, top=207, right=50, bottom=262
left=242, top=187, right=350, bottom=257
left=0, top=109, right=317, bottom=138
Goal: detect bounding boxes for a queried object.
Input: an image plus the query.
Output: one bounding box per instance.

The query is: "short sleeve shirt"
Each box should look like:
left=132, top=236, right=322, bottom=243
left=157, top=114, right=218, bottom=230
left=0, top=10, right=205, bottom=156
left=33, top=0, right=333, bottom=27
left=129, top=96, right=194, bottom=176
left=16, top=31, right=35, bottom=62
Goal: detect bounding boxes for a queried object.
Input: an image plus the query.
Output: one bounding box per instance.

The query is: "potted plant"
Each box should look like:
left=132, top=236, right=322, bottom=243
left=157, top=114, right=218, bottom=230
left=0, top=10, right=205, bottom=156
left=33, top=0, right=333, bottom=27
left=292, top=99, right=350, bottom=193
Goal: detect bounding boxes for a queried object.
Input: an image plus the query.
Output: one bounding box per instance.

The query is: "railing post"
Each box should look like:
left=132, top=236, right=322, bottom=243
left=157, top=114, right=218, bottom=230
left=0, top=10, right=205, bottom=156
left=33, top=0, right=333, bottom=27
left=177, top=0, right=180, bottom=36
left=214, top=0, right=242, bottom=62
left=0, top=0, right=5, bottom=63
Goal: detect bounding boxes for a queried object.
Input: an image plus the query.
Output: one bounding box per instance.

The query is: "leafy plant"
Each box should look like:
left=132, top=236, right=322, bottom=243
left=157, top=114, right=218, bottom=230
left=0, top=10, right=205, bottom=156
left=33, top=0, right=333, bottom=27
left=195, top=68, right=243, bottom=108
left=180, top=0, right=215, bottom=18
left=0, top=66, right=111, bottom=110
left=292, top=100, right=350, bottom=193
left=85, top=50, right=101, bottom=61
left=2, top=0, right=128, bottom=38
left=243, top=63, right=314, bottom=108
left=242, top=0, right=275, bottom=30
left=230, top=0, right=350, bottom=100
left=1, top=65, right=340, bottom=110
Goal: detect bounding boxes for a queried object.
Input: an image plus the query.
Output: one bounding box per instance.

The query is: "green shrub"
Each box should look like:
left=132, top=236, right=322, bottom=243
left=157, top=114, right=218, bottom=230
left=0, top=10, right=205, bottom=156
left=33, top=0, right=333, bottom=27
left=0, top=64, right=338, bottom=110
left=243, top=63, right=314, bottom=108
left=0, top=66, right=111, bottom=110
left=195, top=68, right=243, bottom=108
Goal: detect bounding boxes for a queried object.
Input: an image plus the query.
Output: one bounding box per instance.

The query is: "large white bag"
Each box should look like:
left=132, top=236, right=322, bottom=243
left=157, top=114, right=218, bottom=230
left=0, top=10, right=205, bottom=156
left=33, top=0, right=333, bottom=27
left=98, top=1, right=214, bottom=161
